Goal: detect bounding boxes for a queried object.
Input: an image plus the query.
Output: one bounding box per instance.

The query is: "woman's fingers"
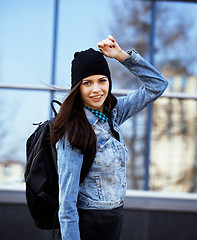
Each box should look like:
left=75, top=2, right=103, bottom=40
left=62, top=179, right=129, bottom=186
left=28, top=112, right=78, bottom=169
left=97, top=35, right=122, bottom=59
left=98, top=36, right=116, bottom=49
left=108, top=35, right=115, bottom=43
left=97, top=41, right=103, bottom=48
left=98, top=35, right=127, bottom=61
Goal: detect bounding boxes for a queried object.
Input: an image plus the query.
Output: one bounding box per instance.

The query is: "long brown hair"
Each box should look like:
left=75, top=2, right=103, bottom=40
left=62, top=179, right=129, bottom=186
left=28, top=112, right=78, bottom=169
left=51, top=82, right=117, bottom=153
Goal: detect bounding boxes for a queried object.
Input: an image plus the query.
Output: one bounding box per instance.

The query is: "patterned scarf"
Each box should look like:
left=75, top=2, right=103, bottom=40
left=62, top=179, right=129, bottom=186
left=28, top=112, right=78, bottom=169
left=84, top=106, right=111, bottom=123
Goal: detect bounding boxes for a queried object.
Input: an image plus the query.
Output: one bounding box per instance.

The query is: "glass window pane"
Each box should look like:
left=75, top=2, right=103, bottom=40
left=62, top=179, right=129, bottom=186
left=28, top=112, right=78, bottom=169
left=0, top=1, right=53, bottom=85
left=0, top=90, right=50, bottom=185
left=154, top=1, right=197, bottom=77
left=150, top=97, right=197, bottom=193
left=121, top=109, right=148, bottom=190
left=55, top=0, right=113, bottom=87
left=151, top=1, right=197, bottom=193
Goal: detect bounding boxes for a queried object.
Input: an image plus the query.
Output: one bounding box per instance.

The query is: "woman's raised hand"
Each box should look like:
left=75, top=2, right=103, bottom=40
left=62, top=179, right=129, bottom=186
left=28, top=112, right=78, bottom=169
left=97, top=35, right=130, bottom=62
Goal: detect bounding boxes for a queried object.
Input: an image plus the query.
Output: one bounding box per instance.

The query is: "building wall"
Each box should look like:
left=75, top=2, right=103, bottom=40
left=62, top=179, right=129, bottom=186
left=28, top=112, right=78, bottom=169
left=1, top=202, right=197, bottom=240
left=1, top=189, right=197, bottom=240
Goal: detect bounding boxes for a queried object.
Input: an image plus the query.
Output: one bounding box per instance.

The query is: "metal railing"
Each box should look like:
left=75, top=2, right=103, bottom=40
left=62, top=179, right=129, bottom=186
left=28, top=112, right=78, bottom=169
left=0, top=82, right=197, bottom=99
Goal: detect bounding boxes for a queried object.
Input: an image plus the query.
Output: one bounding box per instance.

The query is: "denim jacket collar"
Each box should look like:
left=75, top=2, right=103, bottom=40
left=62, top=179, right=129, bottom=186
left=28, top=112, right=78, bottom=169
left=84, top=108, right=99, bottom=125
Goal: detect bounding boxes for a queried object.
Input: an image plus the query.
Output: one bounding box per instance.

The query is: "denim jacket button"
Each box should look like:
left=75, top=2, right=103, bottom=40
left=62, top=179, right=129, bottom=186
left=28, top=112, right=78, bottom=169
left=122, top=183, right=126, bottom=188
left=121, top=162, right=125, bottom=167
left=100, top=144, right=104, bottom=149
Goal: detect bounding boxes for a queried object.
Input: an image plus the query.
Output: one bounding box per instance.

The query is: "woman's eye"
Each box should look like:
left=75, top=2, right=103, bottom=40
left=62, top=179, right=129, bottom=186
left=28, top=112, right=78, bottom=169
left=82, top=81, right=90, bottom=85
left=100, top=79, right=107, bottom=83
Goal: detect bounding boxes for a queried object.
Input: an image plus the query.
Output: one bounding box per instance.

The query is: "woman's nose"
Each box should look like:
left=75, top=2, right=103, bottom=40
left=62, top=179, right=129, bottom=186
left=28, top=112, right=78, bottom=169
left=92, top=83, right=100, bottom=92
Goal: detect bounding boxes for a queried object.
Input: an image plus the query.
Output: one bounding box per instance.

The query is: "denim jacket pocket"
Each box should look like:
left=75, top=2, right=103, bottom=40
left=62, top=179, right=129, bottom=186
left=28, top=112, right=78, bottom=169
left=94, top=138, right=116, bottom=167
left=79, top=174, right=105, bottom=202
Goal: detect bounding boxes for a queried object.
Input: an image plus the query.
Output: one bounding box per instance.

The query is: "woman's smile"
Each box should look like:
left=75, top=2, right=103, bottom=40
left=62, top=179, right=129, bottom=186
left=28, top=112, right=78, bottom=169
left=90, top=94, right=103, bottom=101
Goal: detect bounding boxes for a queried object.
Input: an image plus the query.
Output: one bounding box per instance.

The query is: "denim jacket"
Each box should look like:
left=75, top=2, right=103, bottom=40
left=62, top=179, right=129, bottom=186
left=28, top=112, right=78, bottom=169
left=57, top=49, right=168, bottom=240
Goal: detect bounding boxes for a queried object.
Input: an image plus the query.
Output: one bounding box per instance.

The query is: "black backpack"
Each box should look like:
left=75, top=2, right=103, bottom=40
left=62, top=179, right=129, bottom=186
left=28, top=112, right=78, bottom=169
left=24, top=100, right=96, bottom=230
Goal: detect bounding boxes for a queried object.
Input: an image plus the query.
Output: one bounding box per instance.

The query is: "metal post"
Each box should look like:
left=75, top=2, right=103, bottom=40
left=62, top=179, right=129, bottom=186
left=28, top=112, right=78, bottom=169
left=50, top=0, right=59, bottom=119
left=145, top=0, right=156, bottom=190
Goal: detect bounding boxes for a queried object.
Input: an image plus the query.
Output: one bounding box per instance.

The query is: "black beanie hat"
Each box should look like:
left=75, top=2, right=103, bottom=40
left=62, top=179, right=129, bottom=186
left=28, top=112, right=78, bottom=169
left=71, top=48, right=111, bottom=89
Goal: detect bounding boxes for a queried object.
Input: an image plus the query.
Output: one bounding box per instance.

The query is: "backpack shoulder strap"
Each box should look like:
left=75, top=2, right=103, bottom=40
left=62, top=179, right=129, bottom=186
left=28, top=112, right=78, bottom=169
left=48, top=120, right=58, bottom=171
left=51, top=100, right=62, bottom=117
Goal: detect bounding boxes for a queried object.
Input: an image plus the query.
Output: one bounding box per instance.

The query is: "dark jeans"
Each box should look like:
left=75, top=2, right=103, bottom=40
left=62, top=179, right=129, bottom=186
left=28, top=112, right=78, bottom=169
left=78, top=206, right=124, bottom=240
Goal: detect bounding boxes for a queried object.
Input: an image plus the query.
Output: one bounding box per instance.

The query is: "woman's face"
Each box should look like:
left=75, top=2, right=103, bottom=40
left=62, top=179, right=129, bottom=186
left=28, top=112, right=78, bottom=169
left=79, top=75, right=109, bottom=113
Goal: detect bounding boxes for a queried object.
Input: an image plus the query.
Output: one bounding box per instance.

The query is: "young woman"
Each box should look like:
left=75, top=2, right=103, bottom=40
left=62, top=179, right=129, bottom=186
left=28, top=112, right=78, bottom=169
left=51, top=35, right=168, bottom=240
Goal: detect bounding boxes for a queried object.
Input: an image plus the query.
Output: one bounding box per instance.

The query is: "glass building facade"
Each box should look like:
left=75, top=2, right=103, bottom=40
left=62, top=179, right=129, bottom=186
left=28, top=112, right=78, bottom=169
left=0, top=0, right=197, bottom=194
